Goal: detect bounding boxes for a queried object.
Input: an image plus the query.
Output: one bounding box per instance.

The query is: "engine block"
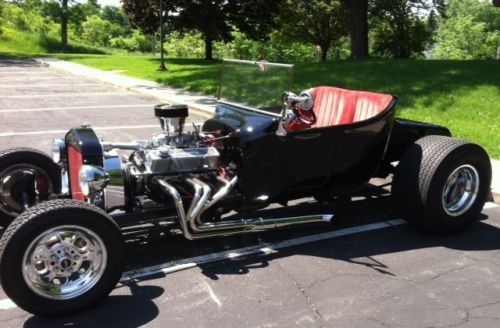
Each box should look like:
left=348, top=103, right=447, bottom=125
left=145, top=146, right=220, bottom=174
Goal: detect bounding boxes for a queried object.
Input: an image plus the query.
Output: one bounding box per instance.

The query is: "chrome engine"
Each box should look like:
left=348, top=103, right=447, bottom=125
left=51, top=103, right=333, bottom=240
left=53, top=104, right=227, bottom=212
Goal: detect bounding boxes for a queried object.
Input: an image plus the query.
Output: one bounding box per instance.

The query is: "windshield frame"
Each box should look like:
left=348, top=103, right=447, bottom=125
left=217, top=59, right=294, bottom=117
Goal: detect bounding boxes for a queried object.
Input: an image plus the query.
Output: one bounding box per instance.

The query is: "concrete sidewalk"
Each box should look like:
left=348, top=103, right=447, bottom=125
left=36, top=58, right=216, bottom=118
left=36, top=57, right=500, bottom=203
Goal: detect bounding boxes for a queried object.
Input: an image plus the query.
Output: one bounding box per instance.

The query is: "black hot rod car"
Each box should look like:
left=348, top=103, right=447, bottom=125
left=0, top=60, right=492, bottom=316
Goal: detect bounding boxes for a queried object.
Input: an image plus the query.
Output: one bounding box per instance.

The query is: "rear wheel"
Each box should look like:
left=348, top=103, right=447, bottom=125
left=0, top=148, right=61, bottom=227
left=0, top=200, right=124, bottom=316
left=393, top=136, right=491, bottom=233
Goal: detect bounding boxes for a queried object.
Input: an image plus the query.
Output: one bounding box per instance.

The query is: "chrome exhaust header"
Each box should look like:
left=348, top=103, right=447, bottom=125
left=157, top=178, right=333, bottom=240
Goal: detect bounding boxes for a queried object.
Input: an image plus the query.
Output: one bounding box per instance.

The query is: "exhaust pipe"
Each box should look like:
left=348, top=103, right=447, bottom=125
left=157, top=178, right=333, bottom=240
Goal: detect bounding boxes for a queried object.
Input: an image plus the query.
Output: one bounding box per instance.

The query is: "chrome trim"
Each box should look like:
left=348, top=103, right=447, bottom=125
left=157, top=179, right=193, bottom=239
left=104, top=154, right=125, bottom=211
left=158, top=177, right=333, bottom=240
left=101, top=142, right=145, bottom=152
left=60, top=168, right=69, bottom=195
left=79, top=165, right=109, bottom=197
left=442, top=164, right=480, bottom=217
left=22, top=225, right=107, bottom=300
left=217, top=100, right=282, bottom=118
left=0, top=164, right=53, bottom=216
left=51, top=139, right=65, bottom=164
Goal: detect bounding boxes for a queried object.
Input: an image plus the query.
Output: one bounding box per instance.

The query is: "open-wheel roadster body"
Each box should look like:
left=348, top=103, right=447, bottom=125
left=0, top=60, right=492, bottom=316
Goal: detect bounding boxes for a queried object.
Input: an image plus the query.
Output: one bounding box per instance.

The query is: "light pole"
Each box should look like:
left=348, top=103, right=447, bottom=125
left=157, top=0, right=167, bottom=71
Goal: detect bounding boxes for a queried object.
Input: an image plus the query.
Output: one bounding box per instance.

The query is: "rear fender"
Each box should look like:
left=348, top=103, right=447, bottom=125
left=384, top=118, right=451, bottom=163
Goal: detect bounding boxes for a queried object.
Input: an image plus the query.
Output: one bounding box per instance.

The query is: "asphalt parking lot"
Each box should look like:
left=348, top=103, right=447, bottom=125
left=1, top=59, right=500, bottom=328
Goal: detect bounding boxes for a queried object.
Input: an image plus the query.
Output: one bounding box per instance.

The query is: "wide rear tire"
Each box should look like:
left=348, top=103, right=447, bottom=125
left=0, top=200, right=124, bottom=316
left=393, top=136, right=491, bottom=233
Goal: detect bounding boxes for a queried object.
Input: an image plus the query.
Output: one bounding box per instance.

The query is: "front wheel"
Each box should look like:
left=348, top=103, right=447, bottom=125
left=0, top=148, right=61, bottom=227
left=0, top=200, right=124, bottom=316
left=393, top=136, right=491, bottom=233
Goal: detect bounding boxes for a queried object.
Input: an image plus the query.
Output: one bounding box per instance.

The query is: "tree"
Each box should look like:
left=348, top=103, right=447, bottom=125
left=433, top=0, right=500, bottom=59
left=81, top=15, right=124, bottom=47
left=101, top=5, right=130, bottom=31
left=173, top=0, right=280, bottom=60
left=60, top=0, right=69, bottom=52
left=71, top=0, right=101, bottom=36
left=122, top=0, right=171, bottom=35
left=428, top=9, right=438, bottom=33
left=347, top=0, right=369, bottom=59
left=123, top=0, right=280, bottom=60
left=0, top=2, right=4, bottom=36
left=369, top=0, right=433, bottom=58
left=277, top=0, right=348, bottom=61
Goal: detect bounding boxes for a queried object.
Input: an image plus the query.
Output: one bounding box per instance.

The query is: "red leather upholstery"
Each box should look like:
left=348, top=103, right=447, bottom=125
left=310, top=87, right=393, bottom=128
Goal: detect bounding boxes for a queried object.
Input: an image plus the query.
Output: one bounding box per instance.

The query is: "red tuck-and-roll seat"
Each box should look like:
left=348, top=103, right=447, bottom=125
left=309, top=86, right=393, bottom=128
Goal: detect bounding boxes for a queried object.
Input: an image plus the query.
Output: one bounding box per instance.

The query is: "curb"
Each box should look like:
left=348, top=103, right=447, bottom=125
left=35, top=58, right=216, bottom=119
left=492, top=193, right=500, bottom=204
left=491, top=159, right=500, bottom=204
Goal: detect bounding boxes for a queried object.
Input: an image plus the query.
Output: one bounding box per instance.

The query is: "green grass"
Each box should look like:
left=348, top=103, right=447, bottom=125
left=62, top=54, right=500, bottom=158
left=0, top=29, right=106, bottom=57
left=56, top=54, right=221, bottom=95
left=1, top=49, right=499, bottom=158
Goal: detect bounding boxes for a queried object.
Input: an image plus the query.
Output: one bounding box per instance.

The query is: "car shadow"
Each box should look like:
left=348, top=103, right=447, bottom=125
left=195, top=211, right=499, bottom=280
left=23, top=281, right=163, bottom=328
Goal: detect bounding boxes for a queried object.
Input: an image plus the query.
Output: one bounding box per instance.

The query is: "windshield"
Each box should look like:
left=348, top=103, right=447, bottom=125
left=218, top=59, right=294, bottom=114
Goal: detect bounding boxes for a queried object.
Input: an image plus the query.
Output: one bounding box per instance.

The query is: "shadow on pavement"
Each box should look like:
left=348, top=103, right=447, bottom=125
left=23, top=281, right=163, bottom=328
left=0, top=59, right=44, bottom=67
left=195, top=213, right=500, bottom=280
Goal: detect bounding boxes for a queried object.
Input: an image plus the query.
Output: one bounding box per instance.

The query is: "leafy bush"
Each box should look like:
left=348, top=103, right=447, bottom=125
left=111, top=30, right=152, bottom=53
left=165, top=30, right=347, bottom=63
left=166, top=31, right=206, bottom=58
left=81, top=15, right=124, bottom=47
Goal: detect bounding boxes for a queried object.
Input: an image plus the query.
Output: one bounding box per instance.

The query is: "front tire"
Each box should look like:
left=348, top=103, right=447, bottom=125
left=393, top=136, right=491, bottom=233
left=0, top=148, right=61, bottom=227
left=0, top=200, right=124, bottom=316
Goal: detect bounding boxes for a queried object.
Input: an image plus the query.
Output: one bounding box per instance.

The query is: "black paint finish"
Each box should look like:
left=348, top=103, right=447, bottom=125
left=203, top=99, right=410, bottom=204
left=65, top=128, right=103, bottom=167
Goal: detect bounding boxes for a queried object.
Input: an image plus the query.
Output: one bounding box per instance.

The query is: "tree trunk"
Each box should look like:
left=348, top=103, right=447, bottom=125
left=204, top=37, right=213, bottom=60
left=348, top=0, right=369, bottom=60
left=320, top=45, right=329, bottom=62
left=61, top=0, right=68, bottom=53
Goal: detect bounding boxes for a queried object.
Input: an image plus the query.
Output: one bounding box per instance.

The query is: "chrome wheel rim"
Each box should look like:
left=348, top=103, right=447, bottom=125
left=442, top=165, right=479, bottom=217
left=22, top=225, right=107, bottom=300
left=0, top=164, right=53, bottom=216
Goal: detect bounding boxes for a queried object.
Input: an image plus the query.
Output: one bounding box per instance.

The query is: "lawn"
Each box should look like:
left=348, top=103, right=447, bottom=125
left=3, top=51, right=500, bottom=158
left=0, top=29, right=105, bottom=57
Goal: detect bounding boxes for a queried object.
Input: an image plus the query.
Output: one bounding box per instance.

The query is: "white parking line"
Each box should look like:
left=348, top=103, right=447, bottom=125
left=0, top=298, right=16, bottom=310
left=2, top=92, right=130, bottom=99
left=0, top=76, right=81, bottom=81
left=121, top=219, right=407, bottom=281
left=0, top=202, right=498, bottom=310
left=0, top=219, right=406, bottom=311
left=121, top=202, right=500, bottom=281
left=484, top=202, right=499, bottom=209
left=0, top=104, right=153, bottom=113
left=0, top=84, right=101, bottom=88
left=0, top=124, right=158, bottom=137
